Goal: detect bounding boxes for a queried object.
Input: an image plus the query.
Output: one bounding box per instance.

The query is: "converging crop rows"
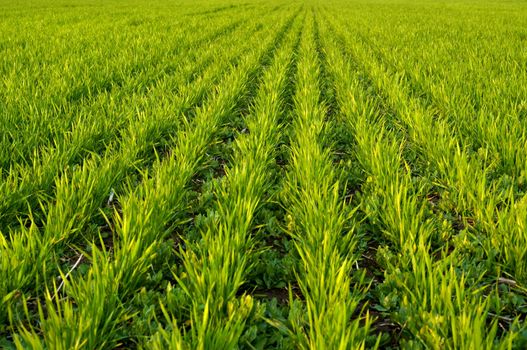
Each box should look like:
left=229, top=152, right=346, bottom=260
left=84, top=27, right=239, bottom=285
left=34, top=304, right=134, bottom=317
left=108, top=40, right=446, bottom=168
left=0, top=0, right=526, bottom=348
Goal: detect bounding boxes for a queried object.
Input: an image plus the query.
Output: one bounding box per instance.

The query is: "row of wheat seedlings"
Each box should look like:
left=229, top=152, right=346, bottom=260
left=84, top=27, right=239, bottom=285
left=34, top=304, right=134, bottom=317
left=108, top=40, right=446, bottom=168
left=148, top=12, right=305, bottom=349
left=270, top=11, right=375, bottom=349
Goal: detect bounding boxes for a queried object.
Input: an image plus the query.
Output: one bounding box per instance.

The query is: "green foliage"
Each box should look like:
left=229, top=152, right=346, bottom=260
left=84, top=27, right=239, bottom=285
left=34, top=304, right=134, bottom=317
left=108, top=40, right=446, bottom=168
left=1, top=0, right=526, bottom=348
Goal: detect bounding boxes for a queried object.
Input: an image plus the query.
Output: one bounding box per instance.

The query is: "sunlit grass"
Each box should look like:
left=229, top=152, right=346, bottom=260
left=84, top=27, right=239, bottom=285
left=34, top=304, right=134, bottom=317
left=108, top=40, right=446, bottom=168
left=1, top=0, right=526, bottom=348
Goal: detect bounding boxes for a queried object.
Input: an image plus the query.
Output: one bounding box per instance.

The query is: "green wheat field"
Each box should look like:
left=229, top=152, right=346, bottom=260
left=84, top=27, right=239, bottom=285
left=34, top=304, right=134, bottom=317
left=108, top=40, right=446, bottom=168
left=1, top=0, right=527, bottom=348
